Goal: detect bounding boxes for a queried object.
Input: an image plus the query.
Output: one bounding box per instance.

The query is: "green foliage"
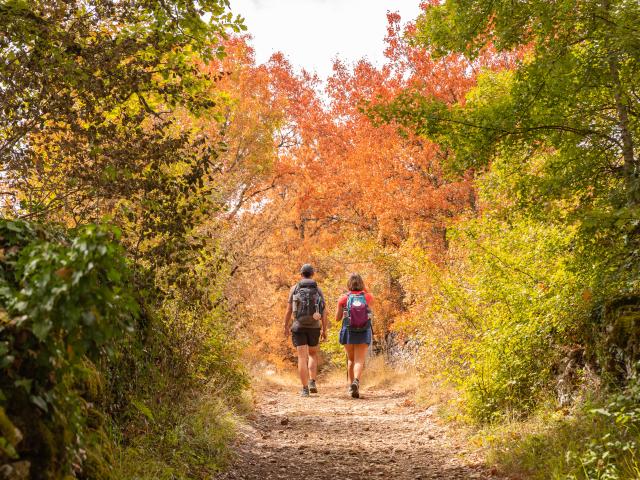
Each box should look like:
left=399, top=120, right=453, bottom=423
left=0, top=1, right=251, bottom=479
left=112, top=394, right=244, bottom=479
left=376, top=0, right=640, bottom=274
left=395, top=138, right=640, bottom=424
left=0, top=219, right=137, bottom=477
left=101, top=233, right=247, bottom=479
left=373, top=0, right=640, bottom=474
left=399, top=211, right=584, bottom=421
left=484, top=369, right=640, bottom=479
left=0, top=0, right=244, bottom=220
left=0, top=218, right=247, bottom=479
left=375, top=39, right=640, bottom=415
left=383, top=0, right=640, bottom=210
left=568, top=366, right=640, bottom=479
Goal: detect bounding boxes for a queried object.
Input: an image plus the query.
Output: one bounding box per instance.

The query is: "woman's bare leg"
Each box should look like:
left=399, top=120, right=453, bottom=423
left=344, top=344, right=355, bottom=384
left=353, top=344, right=368, bottom=381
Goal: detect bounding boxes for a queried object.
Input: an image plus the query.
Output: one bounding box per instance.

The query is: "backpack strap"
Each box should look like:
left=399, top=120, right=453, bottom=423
left=342, top=293, right=348, bottom=321
left=345, top=292, right=355, bottom=320
left=293, top=282, right=307, bottom=319
left=314, top=289, right=322, bottom=313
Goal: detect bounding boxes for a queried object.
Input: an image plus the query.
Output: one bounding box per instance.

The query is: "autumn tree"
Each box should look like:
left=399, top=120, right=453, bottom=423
left=379, top=0, right=640, bottom=260
left=223, top=14, right=501, bottom=362
left=0, top=1, right=250, bottom=477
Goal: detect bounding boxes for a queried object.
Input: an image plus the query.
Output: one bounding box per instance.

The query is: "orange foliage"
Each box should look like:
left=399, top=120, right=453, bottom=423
left=209, top=16, right=507, bottom=365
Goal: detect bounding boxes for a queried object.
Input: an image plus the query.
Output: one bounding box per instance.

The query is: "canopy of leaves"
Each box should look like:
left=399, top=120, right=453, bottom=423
left=380, top=0, right=640, bottom=210
left=0, top=0, right=243, bottom=223
left=371, top=0, right=640, bottom=430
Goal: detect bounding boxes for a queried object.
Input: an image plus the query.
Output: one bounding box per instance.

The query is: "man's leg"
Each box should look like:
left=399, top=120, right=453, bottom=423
left=344, top=344, right=355, bottom=384
left=353, top=344, right=368, bottom=381
left=296, top=345, right=310, bottom=387
left=308, top=345, right=319, bottom=381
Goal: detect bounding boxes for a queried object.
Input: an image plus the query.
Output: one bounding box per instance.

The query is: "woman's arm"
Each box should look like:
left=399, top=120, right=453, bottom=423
left=320, top=308, right=328, bottom=340
left=335, top=302, right=344, bottom=323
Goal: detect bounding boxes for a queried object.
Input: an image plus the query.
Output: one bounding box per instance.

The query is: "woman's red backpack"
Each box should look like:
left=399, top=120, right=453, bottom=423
left=344, top=292, right=370, bottom=332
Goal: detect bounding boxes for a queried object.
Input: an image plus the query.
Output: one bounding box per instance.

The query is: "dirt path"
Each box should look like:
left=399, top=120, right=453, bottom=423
left=217, top=376, right=499, bottom=480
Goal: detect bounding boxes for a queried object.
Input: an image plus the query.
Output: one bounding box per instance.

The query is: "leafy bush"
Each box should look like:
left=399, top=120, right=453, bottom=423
left=483, top=367, right=640, bottom=479
left=103, top=242, right=248, bottom=479
left=0, top=218, right=247, bottom=479
left=566, top=371, right=640, bottom=479
left=0, top=219, right=137, bottom=478
left=398, top=214, right=585, bottom=422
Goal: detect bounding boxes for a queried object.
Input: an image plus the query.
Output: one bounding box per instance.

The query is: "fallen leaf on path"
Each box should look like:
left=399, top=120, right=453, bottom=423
left=398, top=398, right=415, bottom=407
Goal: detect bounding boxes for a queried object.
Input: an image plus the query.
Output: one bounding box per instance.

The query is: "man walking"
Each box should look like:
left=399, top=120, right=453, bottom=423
left=283, top=264, right=327, bottom=397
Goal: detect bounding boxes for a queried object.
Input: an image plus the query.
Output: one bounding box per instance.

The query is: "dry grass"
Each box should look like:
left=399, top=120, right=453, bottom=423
left=415, top=377, right=459, bottom=410
left=246, top=364, right=299, bottom=392
left=362, top=355, right=419, bottom=392
left=249, top=354, right=421, bottom=393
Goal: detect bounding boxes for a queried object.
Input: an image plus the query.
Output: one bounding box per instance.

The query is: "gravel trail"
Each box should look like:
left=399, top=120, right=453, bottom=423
left=217, top=377, right=501, bottom=480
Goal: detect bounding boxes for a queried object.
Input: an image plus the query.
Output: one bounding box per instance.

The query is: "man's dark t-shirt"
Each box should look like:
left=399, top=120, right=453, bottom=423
left=288, top=283, right=325, bottom=332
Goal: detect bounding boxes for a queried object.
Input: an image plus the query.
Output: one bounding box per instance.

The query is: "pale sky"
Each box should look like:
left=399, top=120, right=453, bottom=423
left=229, top=0, right=423, bottom=79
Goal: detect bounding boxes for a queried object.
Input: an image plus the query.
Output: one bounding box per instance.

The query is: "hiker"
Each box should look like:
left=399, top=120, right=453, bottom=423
left=283, top=264, right=327, bottom=397
left=336, top=273, right=373, bottom=399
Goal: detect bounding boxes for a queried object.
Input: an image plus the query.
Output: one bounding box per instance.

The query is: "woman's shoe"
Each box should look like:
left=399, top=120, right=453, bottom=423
left=309, top=379, right=318, bottom=394
left=350, top=379, right=360, bottom=399
left=300, top=386, right=310, bottom=397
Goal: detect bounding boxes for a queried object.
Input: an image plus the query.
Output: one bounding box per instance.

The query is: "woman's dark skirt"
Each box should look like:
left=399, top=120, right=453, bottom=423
left=339, top=319, right=372, bottom=345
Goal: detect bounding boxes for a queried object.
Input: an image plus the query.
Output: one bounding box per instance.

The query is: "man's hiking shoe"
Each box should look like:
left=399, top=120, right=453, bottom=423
left=300, top=386, right=310, bottom=397
left=309, top=379, right=318, bottom=394
left=350, top=379, right=360, bottom=399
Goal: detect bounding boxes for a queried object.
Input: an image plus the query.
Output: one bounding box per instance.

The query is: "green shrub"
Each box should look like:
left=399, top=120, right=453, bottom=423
left=103, top=242, right=248, bottom=479
left=0, top=219, right=137, bottom=478
left=485, top=368, right=640, bottom=479
left=400, top=215, right=585, bottom=422
left=566, top=373, right=640, bottom=479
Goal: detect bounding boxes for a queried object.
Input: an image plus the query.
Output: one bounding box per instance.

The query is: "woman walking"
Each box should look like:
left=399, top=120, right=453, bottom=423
left=336, top=273, right=373, bottom=398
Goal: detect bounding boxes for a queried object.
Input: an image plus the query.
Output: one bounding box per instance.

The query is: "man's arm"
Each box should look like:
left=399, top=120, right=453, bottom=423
left=283, top=302, right=292, bottom=338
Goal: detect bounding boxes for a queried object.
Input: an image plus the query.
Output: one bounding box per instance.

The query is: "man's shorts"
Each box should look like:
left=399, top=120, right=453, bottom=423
left=291, top=328, right=320, bottom=347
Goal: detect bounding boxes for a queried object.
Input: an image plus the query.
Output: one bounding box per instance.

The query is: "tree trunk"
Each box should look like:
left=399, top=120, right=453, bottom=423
left=603, top=0, right=638, bottom=204
left=609, top=57, right=637, bottom=203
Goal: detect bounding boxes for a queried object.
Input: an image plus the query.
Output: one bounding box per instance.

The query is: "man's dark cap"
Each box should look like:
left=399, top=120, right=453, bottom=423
left=300, top=264, right=315, bottom=276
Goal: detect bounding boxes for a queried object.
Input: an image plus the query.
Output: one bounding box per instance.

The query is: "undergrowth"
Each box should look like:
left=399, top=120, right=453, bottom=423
left=112, top=390, right=250, bottom=479
left=476, top=370, right=640, bottom=479
left=0, top=219, right=249, bottom=479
